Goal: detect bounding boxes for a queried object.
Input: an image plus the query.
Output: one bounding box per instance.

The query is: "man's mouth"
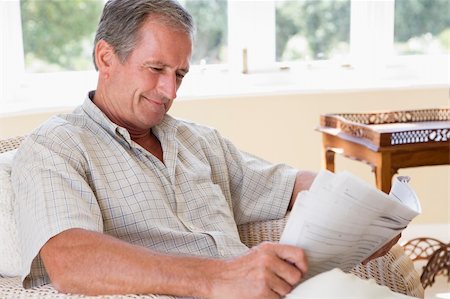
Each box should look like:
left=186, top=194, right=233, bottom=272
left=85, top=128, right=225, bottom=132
left=143, top=95, right=165, bottom=107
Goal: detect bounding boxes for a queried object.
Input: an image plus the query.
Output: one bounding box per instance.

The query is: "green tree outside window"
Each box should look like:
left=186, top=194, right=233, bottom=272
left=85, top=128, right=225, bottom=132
left=394, top=0, right=450, bottom=54
left=21, top=0, right=227, bottom=73
left=276, top=0, right=350, bottom=62
left=21, top=0, right=103, bottom=72
left=182, top=0, right=227, bottom=64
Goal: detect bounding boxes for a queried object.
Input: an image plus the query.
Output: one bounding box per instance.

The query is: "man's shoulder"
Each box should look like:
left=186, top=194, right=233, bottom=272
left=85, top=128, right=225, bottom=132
left=13, top=114, right=90, bottom=171
left=32, top=111, right=88, bottom=140
left=19, top=110, right=93, bottom=155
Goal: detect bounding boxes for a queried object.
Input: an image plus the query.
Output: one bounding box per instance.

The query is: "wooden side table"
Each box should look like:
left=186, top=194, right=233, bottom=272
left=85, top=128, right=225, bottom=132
left=317, top=108, right=450, bottom=193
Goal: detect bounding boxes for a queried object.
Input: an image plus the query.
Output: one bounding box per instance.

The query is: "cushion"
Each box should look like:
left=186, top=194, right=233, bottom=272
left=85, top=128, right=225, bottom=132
left=0, top=149, right=21, bottom=277
left=286, top=268, right=416, bottom=299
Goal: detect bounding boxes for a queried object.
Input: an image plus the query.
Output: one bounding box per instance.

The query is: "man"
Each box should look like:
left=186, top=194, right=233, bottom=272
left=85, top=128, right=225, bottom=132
left=11, top=1, right=395, bottom=298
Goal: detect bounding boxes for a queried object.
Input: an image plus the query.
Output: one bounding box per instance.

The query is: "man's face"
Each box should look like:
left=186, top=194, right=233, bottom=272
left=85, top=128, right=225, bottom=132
left=104, top=19, right=192, bottom=130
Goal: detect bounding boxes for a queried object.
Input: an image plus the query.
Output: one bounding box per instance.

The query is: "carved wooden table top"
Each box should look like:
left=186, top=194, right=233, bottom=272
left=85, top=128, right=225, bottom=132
left=317, top=108, right=450, bottom=193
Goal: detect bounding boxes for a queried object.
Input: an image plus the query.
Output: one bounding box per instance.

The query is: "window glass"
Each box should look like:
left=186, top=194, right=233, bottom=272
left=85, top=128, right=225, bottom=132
left=20, top=0, right=103, bottom=72
left=275, top=0, right=350, bottom=62
left=20, top=0, right=228, bottom=73
left=181, top=0, right=228, bottom=65
left=394, top=0, right=450, bottom=55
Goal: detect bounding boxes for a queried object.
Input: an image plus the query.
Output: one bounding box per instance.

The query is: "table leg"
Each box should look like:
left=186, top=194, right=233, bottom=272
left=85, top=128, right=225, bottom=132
left=374, top=153, right=393, bottom=193
left=324, top=148, right=335, bottom=172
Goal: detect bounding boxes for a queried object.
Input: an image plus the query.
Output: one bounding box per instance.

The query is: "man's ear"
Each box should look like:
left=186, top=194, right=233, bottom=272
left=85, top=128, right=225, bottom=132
left=95, top=40, right=115, bottom=77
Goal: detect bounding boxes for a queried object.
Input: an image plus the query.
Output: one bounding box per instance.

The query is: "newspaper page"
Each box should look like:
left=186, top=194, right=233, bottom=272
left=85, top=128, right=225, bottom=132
left=279, top=170, right=421, bottom=280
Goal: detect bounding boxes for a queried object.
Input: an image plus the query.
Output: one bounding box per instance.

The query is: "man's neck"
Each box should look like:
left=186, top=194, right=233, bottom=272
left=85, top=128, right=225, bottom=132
left=91, top=89, right=152, bottom=140
left=134, top=131, right=164, bottom=163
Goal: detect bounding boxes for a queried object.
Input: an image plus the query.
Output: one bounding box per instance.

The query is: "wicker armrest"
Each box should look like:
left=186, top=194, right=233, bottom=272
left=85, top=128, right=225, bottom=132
left=0, top=277, right=175, bottom=299
left=351, top=245, right=424, bottom=298
left=237, top=215, right=287, bottom=247
left=0, top=136, right=24, bottom=154
left=237, top=215, right=424, bottom=298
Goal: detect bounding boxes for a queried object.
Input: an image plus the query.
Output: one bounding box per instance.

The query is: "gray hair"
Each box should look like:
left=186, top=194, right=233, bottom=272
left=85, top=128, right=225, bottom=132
left=93, top=0, right=194, bottom=70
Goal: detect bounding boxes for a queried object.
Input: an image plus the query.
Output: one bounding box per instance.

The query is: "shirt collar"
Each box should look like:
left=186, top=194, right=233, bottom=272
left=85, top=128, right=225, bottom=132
left=81, top=90, right=178, bottom=147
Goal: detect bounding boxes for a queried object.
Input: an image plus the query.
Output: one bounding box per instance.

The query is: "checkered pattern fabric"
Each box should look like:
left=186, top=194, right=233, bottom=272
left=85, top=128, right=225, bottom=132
left=11, top=93, right=297, bottom=289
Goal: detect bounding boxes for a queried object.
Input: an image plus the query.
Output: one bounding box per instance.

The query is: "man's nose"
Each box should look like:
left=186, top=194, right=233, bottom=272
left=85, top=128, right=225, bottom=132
left=158, top=73, right=177, bottom=100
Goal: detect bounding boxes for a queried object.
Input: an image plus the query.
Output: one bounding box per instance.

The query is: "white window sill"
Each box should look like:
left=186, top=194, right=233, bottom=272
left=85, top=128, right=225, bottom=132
left=2, top=55, right=449, bottom=115
left=179, top=63, right=448, bottom=100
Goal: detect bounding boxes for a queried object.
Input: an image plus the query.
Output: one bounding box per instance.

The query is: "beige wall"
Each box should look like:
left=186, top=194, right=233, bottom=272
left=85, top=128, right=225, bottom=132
left=0, top=107, right=73, bottom=138
left=1, top=87, right=449, bottom=224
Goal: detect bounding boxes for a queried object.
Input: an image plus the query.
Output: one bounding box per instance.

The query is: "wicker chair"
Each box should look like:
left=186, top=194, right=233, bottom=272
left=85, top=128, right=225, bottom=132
left=0, top=136, right=424, bottom=299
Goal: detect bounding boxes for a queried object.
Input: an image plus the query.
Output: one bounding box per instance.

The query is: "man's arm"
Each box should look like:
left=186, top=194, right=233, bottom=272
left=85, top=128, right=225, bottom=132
left=288, top=170, right=317, bottom=211
left=41, top=228, right=308, bottom=298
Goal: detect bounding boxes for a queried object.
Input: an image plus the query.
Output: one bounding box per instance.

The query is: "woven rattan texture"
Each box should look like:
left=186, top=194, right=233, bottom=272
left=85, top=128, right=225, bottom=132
left=0, top=136, right=24, bottom=154
left=403, top=237, right=450, bottom=289
left=351, top=245, right=424, bottom=298
left=0, top=276, right=171, bottom=299
left=403, top=238, right=446, bottom=261
left=0, top=136, right=424, bottom=298
left=421, top=244, right=450, bottom=288
left=237, top=215, right=287, bottom=247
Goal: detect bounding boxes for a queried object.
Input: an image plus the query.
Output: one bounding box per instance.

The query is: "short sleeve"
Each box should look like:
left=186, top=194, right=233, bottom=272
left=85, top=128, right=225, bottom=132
left=213, top=131, right=298, bottom=225
left=11, top=127, right=103, bottom=287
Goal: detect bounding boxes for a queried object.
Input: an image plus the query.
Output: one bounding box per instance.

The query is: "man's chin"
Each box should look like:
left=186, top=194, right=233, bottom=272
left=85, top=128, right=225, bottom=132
left=143, top=114, right=165, bottom=128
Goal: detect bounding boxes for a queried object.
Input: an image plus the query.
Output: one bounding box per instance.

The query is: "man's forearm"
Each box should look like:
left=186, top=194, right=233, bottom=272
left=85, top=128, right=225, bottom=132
left=288, top=170, right=317, bottom=211
left=41, top=228, right=308, bottom=298
left=40, top=228, right=216, bottom=297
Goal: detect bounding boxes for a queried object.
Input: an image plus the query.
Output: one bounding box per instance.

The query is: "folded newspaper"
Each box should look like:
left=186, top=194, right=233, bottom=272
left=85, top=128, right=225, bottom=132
left=280, top=169, right=421, bottom=280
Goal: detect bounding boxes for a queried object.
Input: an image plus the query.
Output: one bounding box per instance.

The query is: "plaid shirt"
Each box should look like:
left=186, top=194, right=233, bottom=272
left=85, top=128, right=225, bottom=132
left=12, top=92, right=297, bottom=288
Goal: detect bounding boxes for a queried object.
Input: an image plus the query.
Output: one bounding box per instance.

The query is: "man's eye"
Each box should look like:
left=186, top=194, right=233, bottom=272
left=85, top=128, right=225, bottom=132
left=176, top=73, right=185, bottom=80
left=150, top=67, right=163, bottom=72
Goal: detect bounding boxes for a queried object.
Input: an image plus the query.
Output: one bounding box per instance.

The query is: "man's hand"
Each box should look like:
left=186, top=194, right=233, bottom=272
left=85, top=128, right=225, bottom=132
left=41, top=229, right=306, bottom=298
left=362, top=234, right=401, bottom=264
left=209, top=242, right=308, bottom=299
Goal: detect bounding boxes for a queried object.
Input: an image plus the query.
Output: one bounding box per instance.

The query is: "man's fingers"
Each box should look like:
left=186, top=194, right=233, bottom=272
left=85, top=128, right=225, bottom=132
left=272, top=243, right=308, bottom=274
left=256, top=243, right=308, bottom=283
left=269, top=271, right=295, bottom=297
left=267, top=253, right=304, bottom=286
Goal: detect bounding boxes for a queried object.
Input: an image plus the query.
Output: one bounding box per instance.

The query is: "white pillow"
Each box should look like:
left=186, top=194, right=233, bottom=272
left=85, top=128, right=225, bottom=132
left=286, top=268, right=415, bottom=299
left=0, top=149, right=21, bottom=277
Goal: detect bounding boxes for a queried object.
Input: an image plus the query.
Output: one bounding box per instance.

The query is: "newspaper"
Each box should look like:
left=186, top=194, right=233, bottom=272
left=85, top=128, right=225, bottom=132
left=279, top=170, right=421, bottom=280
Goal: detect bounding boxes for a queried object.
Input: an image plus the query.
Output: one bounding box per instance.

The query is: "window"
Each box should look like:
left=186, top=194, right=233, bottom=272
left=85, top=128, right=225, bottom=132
left=19, top=0, right=228, bottom=73
left=275, top=0, right=350, bottom=62
left=20, top=0, right=103, bottom=73
left=394, top=0, right=450, bottom=55
left=181, top=0, right=228, bottom=65
left=20, top=0, right=104, bottom=72
left=1, top=0, right=448, bottom=113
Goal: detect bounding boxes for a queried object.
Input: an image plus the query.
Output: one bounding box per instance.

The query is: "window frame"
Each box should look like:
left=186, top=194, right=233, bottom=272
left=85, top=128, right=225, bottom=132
left=1, top=0, right=448, bottom=114
left=1, top=1, right=25, bottom=109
